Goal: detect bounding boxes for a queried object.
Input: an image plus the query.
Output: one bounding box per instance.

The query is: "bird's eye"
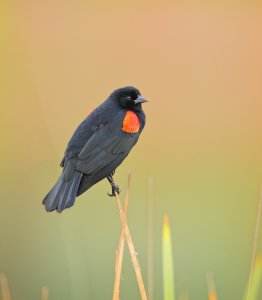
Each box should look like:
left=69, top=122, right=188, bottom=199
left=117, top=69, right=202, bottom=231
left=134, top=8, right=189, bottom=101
left=126, top=96, right=132, bottom=101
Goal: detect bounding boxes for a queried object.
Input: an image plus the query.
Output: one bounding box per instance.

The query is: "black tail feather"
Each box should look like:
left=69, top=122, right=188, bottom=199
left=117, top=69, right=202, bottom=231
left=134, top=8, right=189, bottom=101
left=43, top=171, right=82, bottom=213
left=64, top=175, right=81, bottom=209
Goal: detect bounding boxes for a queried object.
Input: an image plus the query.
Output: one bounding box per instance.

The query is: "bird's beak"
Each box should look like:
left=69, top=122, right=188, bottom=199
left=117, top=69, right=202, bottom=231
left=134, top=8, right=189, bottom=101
left=133, top=95, right=149, bottom=105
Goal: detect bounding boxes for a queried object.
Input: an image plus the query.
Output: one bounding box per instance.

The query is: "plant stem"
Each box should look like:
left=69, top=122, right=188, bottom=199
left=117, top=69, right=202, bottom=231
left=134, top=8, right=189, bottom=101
left=147, top=176, right=154, bottom=300
left=0, top=274, right=11, bottom=300
left=247, top=186, right=262, bottom=300
left=112, top=173, right=131, bottom=300
left=41, top=287, right=49, bottom=300
left=206, top=272, right=217, bottom=300
left=115, top=191, right=148, bottom=300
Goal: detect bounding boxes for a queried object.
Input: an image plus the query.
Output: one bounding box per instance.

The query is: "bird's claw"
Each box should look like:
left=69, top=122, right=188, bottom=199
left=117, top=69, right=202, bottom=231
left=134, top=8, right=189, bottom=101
left=107, top=184, right=121, bottom=197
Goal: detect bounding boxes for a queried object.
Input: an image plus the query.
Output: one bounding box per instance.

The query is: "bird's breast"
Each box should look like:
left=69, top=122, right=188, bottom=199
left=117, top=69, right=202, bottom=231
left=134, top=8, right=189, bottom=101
left=122, top=111, right=140, bottom=133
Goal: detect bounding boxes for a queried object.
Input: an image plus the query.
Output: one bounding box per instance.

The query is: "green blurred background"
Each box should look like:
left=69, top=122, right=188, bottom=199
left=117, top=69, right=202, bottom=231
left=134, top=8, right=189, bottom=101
left=1, top=1, right=262, bottom=299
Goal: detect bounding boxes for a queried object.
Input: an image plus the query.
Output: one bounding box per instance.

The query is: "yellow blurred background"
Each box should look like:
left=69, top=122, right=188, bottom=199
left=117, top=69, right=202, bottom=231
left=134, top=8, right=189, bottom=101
left=1, top=1, right=262, bottom=299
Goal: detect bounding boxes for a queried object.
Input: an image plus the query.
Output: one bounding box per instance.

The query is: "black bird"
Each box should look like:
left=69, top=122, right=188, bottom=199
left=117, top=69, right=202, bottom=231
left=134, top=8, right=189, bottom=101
left=43, top=86, right=148, bottom=213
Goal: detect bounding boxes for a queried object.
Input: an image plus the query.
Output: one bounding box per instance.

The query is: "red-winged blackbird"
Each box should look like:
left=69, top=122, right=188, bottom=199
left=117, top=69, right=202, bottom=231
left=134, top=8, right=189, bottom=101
left=43, top=86, right=148, bottom=213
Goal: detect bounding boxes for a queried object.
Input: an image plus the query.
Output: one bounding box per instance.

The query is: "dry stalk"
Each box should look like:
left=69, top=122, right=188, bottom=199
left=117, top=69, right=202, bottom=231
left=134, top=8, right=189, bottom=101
left=147, top=176, right=154, bottom=300
left=112, top=173, right=131, bottom=300
left=114, top=187, right=148, bottom=300
left=178, top=290, right=189, bottom=300
left=41, top=286, right=49, bottom=300
left=0, top=274, right=11, bottom=300
left=247, top=186, right=262, bottom=300
left=206, top=272, right=217, bottom=300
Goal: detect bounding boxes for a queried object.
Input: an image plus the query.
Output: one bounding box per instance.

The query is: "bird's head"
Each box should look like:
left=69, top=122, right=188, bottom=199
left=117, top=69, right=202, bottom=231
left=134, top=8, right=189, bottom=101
left=110, top=86, right=148, bottom=112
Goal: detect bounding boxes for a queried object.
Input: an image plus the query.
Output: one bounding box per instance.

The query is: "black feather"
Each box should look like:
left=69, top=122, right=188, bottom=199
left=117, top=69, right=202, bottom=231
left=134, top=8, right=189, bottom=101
left=43, top=171, right=82, bottom=213
left=43, top=86, right=146, bottom=212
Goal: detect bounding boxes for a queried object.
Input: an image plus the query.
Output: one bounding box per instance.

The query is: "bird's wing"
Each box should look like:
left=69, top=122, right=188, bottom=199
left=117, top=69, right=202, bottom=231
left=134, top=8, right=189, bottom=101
left=64, top=102, right=111, bottom=157
left=76, top=121, right=140, bottom=175
left=61, top=101, right=113, bottom=179
left=76, top=152, right=130, bottom=196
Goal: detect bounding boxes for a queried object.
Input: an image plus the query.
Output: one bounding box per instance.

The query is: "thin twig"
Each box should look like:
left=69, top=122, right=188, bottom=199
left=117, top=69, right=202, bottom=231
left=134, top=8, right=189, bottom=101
left=112, top=172, right=131, bottom=300
left=41, top=286, right=49, bottom=300
left=247, top=186, right=262, bottom=300
left=147, top=176, right=154, bottom=300
left=0, top=274, right=11, bottom=300
left=114, top=190, right=148, bottom=300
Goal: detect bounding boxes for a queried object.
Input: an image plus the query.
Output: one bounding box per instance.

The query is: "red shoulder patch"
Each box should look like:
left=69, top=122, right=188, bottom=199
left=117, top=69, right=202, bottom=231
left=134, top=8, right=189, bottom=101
left=122, top=111, right=140, bottom=133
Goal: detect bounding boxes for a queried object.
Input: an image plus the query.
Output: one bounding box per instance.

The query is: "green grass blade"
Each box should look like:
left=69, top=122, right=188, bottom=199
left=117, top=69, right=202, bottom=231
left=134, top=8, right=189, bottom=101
left=244, top=255, right=262, bottom=300
left=162, top=214, right=175, bottom=300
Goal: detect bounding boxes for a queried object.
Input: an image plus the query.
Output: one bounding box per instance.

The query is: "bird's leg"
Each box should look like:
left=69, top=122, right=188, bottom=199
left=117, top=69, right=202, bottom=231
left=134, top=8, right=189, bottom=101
left=107, top=173, right=120, bottom=197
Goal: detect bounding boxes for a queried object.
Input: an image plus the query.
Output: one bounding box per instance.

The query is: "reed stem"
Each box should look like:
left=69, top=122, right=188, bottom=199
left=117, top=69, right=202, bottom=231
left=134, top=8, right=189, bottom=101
left=41, top=286, right=49, bottom=300
left=114, top=189, right=148, bottom=300
left=247, top=186, right=262, bottom=300
left=112, top=173, right=131, bottom=300
left=0, top=274, right=12, bottom=300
